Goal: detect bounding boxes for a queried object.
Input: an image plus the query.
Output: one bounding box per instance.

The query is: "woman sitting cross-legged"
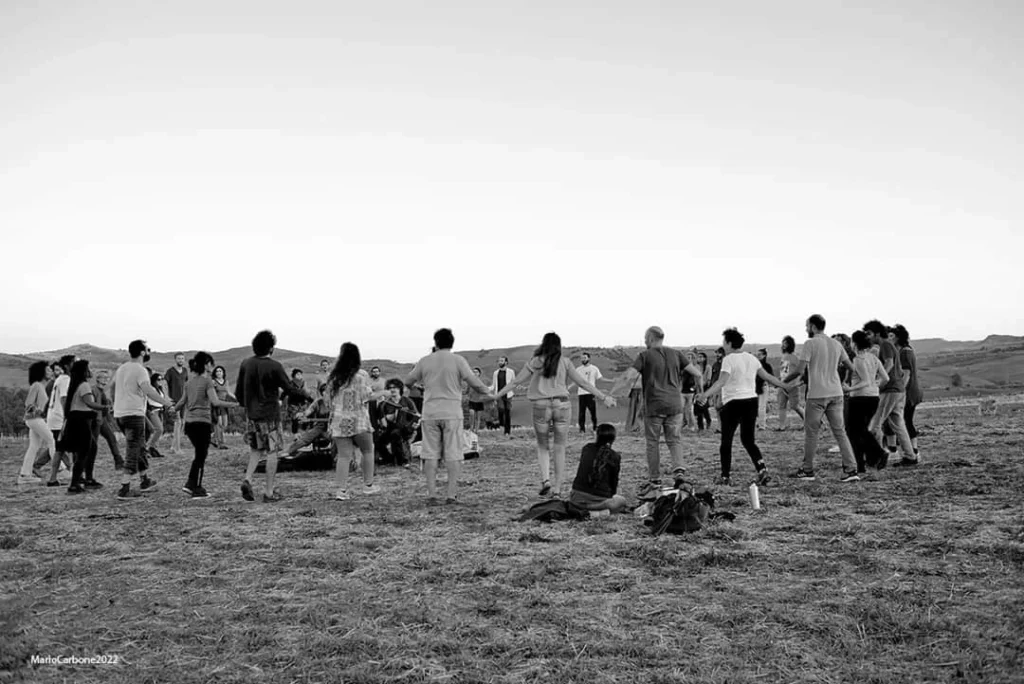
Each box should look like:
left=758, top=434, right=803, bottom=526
left=568, top=423, right=629, bottom=513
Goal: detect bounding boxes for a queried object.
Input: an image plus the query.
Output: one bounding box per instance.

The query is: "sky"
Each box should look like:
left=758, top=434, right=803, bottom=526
left=1, top=0, right=1022, bottom=362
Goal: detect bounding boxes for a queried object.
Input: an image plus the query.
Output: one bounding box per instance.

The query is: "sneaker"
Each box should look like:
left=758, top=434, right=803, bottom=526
left=756, top=470, right=772, bottom=487
left=363, top=483, right=381, bottom=495
left=149, top=447, right=164, bottom=458
left=892, top=457, right=920, bottom=468
left=190, top=486, right=210, bottom=499
left=66, top=484, right=86, bottom=494
left=445, top=496, right=461, bottom=505
left=116, top=484, right=140, bottom=500
left=334, top=489, right=350, bottom=501
left=216, top=444, right=229, bottom=450
left=714, top=475, right=732, bottom=486
left=182, top=483, right=195, bottom=494
left=538, top=481, right=552, bottom=497
left=83, top=479, right=103, bottom=489
left=636, top=480, right=662, bottom=500
left=876, top=451, right=890, bottom=470
left=241, top=480, right=254, bottom=501
left=140, top=476, right=158, bottom=492
left=839, top=470, right=861, bottom=483
left=263, top=491, right=283, bottom=503
left=32, top=468, right=46, bottom=479
left=790, top=469, right=816, bottom=481
left=46, top=480, right=61, bottom=487
left=17, top=474, right=41, bottom=485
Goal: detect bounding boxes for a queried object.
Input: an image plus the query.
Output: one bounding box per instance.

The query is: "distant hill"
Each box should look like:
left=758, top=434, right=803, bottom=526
left=3, top=335, right=1023, bottom=400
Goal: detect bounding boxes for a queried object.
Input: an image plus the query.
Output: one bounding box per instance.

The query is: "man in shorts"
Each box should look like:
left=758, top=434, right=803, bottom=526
left=165, top=352, right=188, bottom=454
left=235, top=330, right=312, bottom=502
left=610, top=326, right=705, bottom=496
left=405, top=328, right=493, bottom=502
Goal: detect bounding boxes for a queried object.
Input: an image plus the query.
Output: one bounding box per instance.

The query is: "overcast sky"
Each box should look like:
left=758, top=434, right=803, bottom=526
left=2, top=1, right=1021, bottom=361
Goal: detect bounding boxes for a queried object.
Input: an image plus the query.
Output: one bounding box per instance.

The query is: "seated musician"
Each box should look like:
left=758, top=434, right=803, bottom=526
left=377, top=379, right=420, bottom=467
left=280, top=383, right=331, bottom=457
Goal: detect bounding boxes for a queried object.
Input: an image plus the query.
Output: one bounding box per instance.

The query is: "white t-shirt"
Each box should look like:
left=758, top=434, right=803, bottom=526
left=46, top=375, right=70, bottom=430
left=114, top=362, right=152, bottom=418
left=720, top=352, right=760, bottom=405
left=575, top=364, right=603, bottom=396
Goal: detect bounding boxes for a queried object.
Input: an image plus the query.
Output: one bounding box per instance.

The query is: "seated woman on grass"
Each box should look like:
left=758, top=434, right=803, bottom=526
left=568, top=423, right=628, bottom=513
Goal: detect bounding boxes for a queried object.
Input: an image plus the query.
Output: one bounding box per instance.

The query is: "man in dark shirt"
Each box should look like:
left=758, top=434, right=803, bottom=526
left=283, top=369, right=311, bottom=434
left=165, top=353, right=188, bottom=455
left=235, top=330, right=311, bottom=502
left=610, top=326, right=705, bottom=496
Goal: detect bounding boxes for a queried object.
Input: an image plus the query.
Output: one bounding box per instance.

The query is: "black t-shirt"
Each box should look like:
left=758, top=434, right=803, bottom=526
left=571, top=443, right=621, bottom=498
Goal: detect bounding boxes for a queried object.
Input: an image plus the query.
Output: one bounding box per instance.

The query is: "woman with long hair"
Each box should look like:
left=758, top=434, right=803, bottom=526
left=146, top=371, right=166, bottom=458
left=327, top=342, right=381, bottom=500
left=891, top=324, right=923, bottom=458
left=211, top=365, right=235, bottom=450
left=18, top=361, right=56, bottom=485
left=175, top=352, right=238, bottom=498
left=776, top=335, right=805, bottom=430
left=494, top=332, right=613, bottom=498
left=569, top=423, right=628, bottom=513
left=60, top=360, right=110, bottom=493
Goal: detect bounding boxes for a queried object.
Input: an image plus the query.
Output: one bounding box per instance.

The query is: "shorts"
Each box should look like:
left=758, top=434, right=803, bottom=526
left=245, top=419, right=285, bottom=452
left=469, top=401, right=485, bottom=412
left=421, top=418, right=463, bottom=462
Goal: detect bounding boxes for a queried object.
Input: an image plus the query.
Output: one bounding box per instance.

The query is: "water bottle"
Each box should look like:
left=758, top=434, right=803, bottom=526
left=748, top=483, right=761, bottom=510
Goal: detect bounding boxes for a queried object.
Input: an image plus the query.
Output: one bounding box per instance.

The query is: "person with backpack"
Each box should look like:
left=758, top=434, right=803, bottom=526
left=568, top=423, right=628, bottom=513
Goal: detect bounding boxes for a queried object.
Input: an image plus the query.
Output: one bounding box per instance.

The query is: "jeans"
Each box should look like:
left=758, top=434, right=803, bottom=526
left=21, top=417, right=55, bottom=477
left=693, top=399, right=712, bottom=430
left=185, top=421, right=213, bottom=487
left=644, top=412, right=684, bottom=479
left=719, top=398, right=764, bottom=477
left=682, top=394, right=695, bottom=428
left=847, top=396, right=887, bottom=471
left=904, top=401, right=918, bottom=441
left=117, top=416, right=150, bottom=475
left=803, top=396, right=856, bottom=473
left=868, top=392, right=915, bottom=460
left=91, top=418, right=124, bottom=473
left=532, top=397, right=571, bottom=450
left=496, top=396, right=512, bottom=435
left=757, top=393, right=768, bottom=429
left=577, top=394, right=598, bottom=431
left=146, top=409, right=164, bottom=450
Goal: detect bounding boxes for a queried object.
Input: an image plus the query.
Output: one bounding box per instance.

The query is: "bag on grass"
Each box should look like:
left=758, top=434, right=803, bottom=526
left=519, top=499, right=590, bottom=523
left=643, top=484, right=719, bottom=535
left=462, top=429, right=480, bottom=460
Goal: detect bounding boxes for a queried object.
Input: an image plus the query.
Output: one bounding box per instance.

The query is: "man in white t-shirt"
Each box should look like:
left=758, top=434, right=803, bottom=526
left=110, top=339, right=176, bottom=499
left=782, top=314, right=859, bottom=482
left=571, top=352, right=606, bottom=434
left=698, top=329, right=788, bottom=486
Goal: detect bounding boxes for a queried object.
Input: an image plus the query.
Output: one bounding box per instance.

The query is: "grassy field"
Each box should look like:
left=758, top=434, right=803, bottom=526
left=1, top=404, right=1022, bottom=683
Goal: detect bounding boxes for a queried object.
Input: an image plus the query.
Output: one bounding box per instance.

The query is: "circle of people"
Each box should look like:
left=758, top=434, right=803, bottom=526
left=15, top=315, right=923, bottom=512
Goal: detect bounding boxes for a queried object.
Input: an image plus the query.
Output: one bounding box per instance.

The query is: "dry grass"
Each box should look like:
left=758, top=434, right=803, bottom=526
left=1, top=405, right=1023, bottom=683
